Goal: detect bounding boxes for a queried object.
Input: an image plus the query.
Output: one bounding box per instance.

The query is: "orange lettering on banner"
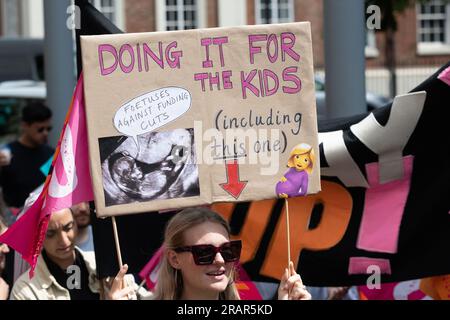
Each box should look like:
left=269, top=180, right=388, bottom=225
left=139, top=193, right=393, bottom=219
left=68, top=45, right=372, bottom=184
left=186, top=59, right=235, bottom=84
left=212, top=200, right=276, bottom=263
left=260, top=180, right=353, bottom=280
left=211, top=202, right=235, bottom=221
left=420, top=275, right=450, bottom=300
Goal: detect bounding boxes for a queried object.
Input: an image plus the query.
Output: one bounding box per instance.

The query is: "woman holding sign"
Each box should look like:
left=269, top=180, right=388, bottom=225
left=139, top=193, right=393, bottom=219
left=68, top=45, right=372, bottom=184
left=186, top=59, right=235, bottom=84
left=110, top=207, right=310, bottom=300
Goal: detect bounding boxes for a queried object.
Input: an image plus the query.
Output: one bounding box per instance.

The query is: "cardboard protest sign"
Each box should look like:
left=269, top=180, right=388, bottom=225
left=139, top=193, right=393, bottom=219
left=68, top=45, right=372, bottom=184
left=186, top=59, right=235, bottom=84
left=81, top=22, right=320, bottom=217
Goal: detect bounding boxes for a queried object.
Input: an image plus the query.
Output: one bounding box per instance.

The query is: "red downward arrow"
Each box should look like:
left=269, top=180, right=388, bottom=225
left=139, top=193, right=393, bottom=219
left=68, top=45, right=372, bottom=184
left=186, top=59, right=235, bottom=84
left=220, top=160, right=248, bottom=199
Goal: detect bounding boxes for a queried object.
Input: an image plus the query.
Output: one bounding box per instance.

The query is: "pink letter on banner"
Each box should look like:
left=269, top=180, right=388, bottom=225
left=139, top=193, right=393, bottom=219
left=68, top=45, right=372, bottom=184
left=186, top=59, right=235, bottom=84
left=222, top=70, right=233, bottom=89
left=282, top=66, right=301, bottom=94
left=194, top=73, right=208, bottom=92
left=119, top=44, right=135, bottom=73
left=438, top=66, right=450, bottom=86
left=241, top=70, right=259, bottom=99
left=358, top=279, right=429, bottom=300
left=263, top=69, right=279, bottom=96
left=248, top=34, right=267, bottom=64
left=348, top=257, right=391, bottom=275
left=213, top=36, right=228, bottom=67
left=201, top=38, right=213, bottom=68
left=357, top=155, right=414, bottom=253
left=98, top=44, right=118, bottom=76
left=280, top=32, right=300, bottom=62
left=266, top=33, right=279, bottom=63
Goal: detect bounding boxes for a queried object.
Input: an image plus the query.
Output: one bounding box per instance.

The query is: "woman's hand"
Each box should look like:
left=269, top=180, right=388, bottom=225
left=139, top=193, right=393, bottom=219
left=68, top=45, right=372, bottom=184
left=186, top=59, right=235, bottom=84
left=278, top=261, right=311, bottom=300
left=105, top=264, right=136, bottom=300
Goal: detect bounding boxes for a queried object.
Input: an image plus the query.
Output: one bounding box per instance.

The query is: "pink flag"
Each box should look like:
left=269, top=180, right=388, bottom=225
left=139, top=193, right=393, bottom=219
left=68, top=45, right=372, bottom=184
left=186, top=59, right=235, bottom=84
left=438, top=66, right=450, bottom=87
left=138, top=247, right=164, bottom=290
left=41, top=75, right=94, bottom=215
left=358, top=279, right=430, bottom=300
left=235, top=265, right=263, bottom=300
left=0, top=75, right=94, bottom=277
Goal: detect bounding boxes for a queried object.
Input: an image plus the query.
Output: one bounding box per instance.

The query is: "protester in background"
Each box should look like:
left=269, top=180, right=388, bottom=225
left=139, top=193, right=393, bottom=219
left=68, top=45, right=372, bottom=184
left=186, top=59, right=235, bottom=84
left=0, top=102, right=54, bottom=210
left=0, top=217, right=10, bottom=299
left=10, top=207, right=142, bottom=300
left=71, top=202, right=94, bottom=252
left=125, top=207, right=310, bottom=300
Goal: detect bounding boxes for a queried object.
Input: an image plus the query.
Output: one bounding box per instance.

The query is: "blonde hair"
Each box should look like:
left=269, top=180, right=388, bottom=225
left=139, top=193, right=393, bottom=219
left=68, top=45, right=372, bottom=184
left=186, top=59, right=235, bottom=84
left=287, top=143, right=315, bottom=174
left=0, top=215, right=7, bottom=234
left=153, top=207, right=240, bottom=300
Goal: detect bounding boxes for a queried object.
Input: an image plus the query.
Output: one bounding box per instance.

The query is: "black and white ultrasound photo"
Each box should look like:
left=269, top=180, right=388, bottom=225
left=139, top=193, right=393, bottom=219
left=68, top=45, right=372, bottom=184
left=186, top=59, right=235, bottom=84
left=99, top=128, right=200, bottom=206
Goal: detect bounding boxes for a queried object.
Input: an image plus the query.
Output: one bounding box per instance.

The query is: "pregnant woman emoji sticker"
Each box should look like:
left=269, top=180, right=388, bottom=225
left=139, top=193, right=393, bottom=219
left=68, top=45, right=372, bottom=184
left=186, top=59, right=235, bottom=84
left=276, top=143, right=315, bottom=198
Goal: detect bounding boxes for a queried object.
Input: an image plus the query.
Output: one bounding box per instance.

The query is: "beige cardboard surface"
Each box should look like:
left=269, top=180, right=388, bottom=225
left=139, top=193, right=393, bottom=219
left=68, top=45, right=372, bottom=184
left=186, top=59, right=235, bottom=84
left=81, top=22, right=320, bottom=217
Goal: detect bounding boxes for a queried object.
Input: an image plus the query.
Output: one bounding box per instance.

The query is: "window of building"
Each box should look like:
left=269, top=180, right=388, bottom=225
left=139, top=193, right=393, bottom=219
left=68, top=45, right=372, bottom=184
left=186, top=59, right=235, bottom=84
left=417, top=0, right=450, bottom=54
left=89, top=0, right=124, bottom=30
left=156, top=0, right=206, bottom=31
left=1, top=0, right=21, bottom=37
left=0, top=0, right=44, bottom=38
left=255, top=0, right=294, bottom=24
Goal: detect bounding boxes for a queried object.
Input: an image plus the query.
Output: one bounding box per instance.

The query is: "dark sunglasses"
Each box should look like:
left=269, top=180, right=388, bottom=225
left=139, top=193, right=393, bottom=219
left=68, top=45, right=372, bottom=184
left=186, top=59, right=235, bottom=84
left=37, top=126, right=52, bottom=133
left=174, top=240, right=242, bottom=265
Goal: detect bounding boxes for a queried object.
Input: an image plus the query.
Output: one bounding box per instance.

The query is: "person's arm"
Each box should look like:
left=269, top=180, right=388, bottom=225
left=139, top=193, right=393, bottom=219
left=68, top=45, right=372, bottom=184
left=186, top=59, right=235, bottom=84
left=0, top=277, right=9, bottom=300
left=104, top=264, right=137, bottom=300
left=0, top=148, right=11, bottom=167
left=278, top=261, right=311, bottom=300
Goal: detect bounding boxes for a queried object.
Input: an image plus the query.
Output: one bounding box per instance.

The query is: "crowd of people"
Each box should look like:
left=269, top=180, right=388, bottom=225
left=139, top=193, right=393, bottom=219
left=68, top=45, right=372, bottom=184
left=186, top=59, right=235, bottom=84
left=0, top=102, right=356, bottom=300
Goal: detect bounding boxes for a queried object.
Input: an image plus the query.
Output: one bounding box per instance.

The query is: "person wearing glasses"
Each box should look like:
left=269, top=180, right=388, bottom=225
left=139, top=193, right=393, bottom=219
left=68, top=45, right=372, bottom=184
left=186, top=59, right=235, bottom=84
left=0, top=102, right=55, bottom=210
left=108, top=207, right=311, bottom=300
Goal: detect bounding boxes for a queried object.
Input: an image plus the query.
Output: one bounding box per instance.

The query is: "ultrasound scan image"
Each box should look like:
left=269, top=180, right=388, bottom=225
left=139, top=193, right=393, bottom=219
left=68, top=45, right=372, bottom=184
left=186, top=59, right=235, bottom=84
left=99, top=128, right=200, bottom=206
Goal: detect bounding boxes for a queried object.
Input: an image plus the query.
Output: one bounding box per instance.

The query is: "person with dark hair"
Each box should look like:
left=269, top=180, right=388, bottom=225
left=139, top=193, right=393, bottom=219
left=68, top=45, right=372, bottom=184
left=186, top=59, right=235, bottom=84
left=0, top=102, right=55, bottom=209
left=10, top=207, right=145, bottom=300
left=20, top=102, right=53, bottom=125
